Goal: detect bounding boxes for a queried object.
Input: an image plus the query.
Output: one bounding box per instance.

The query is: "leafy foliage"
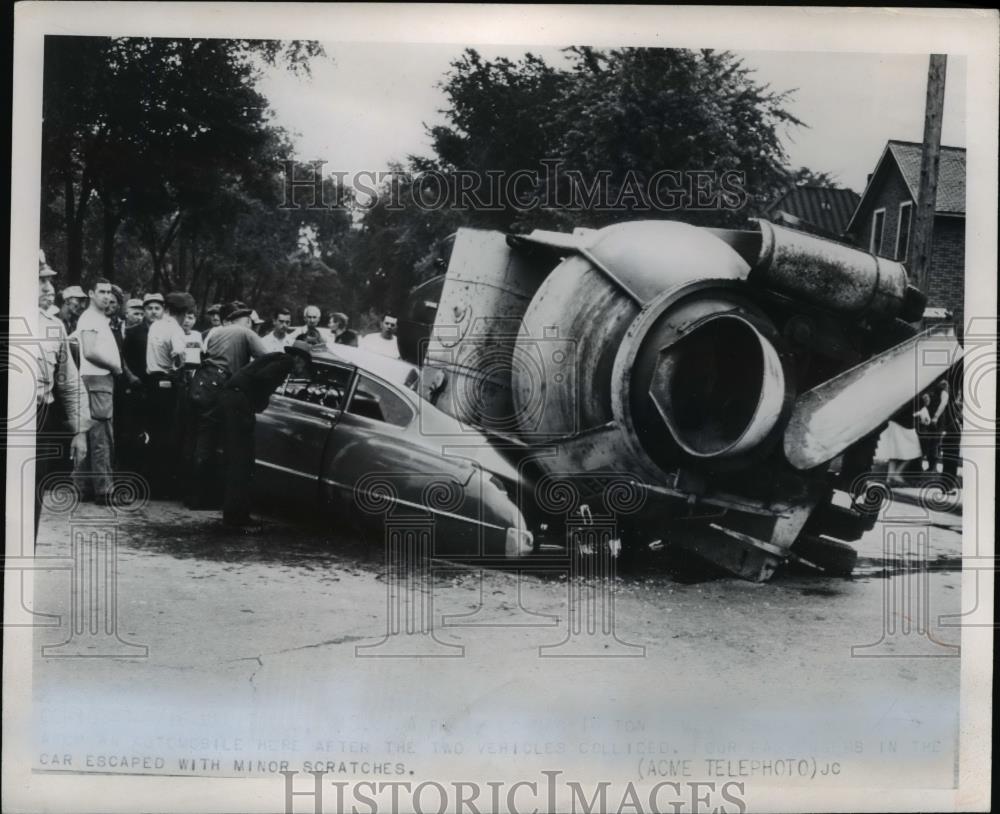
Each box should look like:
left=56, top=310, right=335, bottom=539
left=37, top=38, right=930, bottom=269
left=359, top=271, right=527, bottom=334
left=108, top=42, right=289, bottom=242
left=40, top=35, right=339, bottom=310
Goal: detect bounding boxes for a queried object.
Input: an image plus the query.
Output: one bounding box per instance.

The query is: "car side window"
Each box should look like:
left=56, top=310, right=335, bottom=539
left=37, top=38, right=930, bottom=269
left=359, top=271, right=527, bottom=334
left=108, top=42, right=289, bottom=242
left=280, top=363, right=353, bottom=410
left=346, top=373, right=413, bottom=427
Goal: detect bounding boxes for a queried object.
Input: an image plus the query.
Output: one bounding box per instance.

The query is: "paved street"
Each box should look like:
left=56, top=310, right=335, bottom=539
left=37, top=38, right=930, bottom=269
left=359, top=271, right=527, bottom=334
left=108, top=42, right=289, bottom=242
left=28, top=491, right=963, bottom=792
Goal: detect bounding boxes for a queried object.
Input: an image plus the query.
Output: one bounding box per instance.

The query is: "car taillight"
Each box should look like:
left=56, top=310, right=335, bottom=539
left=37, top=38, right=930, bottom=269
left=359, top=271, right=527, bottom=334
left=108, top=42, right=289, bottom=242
left=488, top=474, right=508, bottom=495
left=505, top=527, right=534, bottom=558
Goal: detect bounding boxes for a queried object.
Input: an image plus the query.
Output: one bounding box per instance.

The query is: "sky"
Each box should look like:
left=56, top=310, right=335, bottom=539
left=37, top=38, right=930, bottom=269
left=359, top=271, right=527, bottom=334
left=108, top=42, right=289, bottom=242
left=257, top=44, right=967, bottom=196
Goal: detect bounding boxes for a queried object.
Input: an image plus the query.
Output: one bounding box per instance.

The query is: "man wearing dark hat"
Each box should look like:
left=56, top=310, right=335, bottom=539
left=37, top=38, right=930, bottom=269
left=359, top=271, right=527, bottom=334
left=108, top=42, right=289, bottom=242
left=201, top=303, right=223, bottom=348
left=217, top=342, right=314, bottom=531
left=186, top=301, right=267, bottom=509
left=206, top=303, right=224, bottom=330
left=33, top=251, right=92, bottom=535
left=144, top=291, right=197, bottom=498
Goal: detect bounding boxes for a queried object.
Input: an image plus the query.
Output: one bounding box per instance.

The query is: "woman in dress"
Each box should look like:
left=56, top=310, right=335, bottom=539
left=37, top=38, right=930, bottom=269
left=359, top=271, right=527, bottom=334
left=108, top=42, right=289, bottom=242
left=876, top=404, right=922, bottom=487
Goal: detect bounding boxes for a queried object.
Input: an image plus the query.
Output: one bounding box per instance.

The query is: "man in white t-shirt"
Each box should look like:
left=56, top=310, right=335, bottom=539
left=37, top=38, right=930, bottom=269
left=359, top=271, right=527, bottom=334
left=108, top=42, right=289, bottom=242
left=146, top=294, right=189, bottom=376
left=261, top=307, right=295, bottom=353
left=73, top=277, right=122, bottom=504
left=181, top=312, right=202, bottom=372
left=359, top=314, right=401, bottom=359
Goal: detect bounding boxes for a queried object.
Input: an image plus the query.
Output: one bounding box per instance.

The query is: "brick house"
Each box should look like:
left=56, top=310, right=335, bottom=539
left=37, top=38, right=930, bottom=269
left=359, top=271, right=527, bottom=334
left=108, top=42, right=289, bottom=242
left=845, top=140, right=966, bottom=327
left=763, top=185, right=861, bottom=241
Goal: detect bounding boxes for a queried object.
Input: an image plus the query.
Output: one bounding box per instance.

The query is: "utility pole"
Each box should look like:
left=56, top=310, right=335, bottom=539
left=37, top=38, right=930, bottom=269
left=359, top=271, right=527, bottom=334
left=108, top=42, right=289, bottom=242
left=909, top=54, right=947, bottom=295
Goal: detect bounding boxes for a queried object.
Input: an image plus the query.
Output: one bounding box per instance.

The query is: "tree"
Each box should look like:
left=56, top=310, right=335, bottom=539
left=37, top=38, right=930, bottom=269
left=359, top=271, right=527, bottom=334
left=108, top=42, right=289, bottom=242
left=344, top=168, right=464, bottom=317
left=424, top=50, right=568, bottom=231
left=413, top=47, right=804, bottom=233
left=783, top=166, right=843, bottom=189
left=550, top=47, right=803, bottom=228
left=41, top=36, right=325, bottom=285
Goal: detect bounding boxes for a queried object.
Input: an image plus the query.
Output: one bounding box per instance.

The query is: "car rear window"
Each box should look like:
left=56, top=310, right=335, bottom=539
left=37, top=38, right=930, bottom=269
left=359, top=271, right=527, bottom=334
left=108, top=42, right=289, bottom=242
left=347, top=374, right=413, bottom=427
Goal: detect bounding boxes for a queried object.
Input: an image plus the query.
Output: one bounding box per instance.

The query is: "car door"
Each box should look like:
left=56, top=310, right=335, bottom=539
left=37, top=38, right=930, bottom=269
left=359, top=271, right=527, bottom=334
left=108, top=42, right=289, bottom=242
left=254, top=361, right=356, bottom=503
left=322, top=371, right=487, bottom=548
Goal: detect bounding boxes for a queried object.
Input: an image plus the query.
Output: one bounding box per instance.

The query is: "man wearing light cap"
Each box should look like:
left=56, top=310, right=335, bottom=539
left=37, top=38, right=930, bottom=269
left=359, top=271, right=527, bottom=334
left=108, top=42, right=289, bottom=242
left=143, top=292, right=165, bottom=322
left=57, top=284, right=87, bottom=335
left=118, top=293, right=161, bottom=480
left=33, top=251, right=91, bottom=535
left=123, top=293, right=161, bottom=386
left=124, top=298, right=145, bottom=329
left=147, top=292, right=193, bottom=375
left=145, top=291, right=196, bottom=498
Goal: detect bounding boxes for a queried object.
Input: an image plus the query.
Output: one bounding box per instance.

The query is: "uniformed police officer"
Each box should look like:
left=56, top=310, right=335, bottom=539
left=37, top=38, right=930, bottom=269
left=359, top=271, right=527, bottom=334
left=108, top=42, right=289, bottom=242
left=218, top=341, right=313, bottom=531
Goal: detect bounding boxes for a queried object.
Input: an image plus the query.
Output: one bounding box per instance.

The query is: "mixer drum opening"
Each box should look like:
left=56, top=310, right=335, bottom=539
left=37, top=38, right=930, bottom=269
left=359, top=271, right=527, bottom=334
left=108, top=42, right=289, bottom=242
left=649, top=314, right=786, bottom=460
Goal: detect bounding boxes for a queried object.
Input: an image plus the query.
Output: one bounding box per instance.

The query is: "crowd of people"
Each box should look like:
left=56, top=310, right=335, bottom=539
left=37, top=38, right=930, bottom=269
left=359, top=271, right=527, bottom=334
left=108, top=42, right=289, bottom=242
left=33, top=249, right=402, bottom=534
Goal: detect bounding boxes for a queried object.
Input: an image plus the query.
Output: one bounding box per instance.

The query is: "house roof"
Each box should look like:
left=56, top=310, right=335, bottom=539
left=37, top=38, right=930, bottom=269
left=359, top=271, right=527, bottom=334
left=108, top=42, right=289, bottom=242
left=846, top=140, right=966, bottom=231
left=764, top=185, right=861, bottom=237
left=887, top=141, right=966, bottom=214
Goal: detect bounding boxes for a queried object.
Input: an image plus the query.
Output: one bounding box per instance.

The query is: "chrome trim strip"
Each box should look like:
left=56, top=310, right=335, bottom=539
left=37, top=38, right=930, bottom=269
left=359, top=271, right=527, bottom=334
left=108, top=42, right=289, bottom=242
left=320, top=477, right=507, bottom=531
left=255, top=459, right=316, bottom=480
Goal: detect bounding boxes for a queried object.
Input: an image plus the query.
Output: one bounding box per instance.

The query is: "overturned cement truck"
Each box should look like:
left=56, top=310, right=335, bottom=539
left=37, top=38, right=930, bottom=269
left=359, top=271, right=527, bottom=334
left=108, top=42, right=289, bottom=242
left=403, top=219, right=962, bottom=580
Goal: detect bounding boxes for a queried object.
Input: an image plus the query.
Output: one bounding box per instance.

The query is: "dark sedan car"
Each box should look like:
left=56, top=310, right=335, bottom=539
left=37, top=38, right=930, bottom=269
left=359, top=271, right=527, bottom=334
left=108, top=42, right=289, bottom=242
left=252, top=344, right=534, bottom=558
